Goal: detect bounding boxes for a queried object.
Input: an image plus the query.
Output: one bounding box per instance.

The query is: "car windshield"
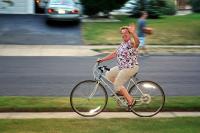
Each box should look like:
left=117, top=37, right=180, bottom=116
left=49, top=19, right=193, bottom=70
left=50, top=0, right=74, bottom=5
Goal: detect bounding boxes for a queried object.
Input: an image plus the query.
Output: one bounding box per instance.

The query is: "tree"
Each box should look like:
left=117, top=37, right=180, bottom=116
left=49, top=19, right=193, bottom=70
left=133, top=0, right=149, bottom=18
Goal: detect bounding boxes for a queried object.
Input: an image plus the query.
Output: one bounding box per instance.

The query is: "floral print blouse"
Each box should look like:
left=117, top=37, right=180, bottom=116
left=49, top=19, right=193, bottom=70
left=116, top=40, right=139, bottom=70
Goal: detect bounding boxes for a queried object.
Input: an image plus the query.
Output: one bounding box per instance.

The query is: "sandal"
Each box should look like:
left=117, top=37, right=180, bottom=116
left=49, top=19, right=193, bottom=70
left=127, top=99, right=136, bottom=111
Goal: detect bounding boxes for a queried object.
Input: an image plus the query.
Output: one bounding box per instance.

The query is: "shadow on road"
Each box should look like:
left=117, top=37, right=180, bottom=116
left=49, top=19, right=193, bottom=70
left=45, top=20, right=81, bottom=27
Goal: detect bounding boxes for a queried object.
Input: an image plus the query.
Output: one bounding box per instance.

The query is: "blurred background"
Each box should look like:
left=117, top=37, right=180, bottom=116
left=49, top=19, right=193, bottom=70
left=0, top=0, right=199, bottom=18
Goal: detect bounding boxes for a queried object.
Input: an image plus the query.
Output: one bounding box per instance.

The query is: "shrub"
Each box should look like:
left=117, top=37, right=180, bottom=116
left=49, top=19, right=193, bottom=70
left=190, top=0, right=200, bottom=13
left=146, top=0, right=163, bottom=18
left=161, top=0, right=177, bottom=15
left=132, top=0, right=176, bottom=18
left=80, top=0, right=127, bottom=16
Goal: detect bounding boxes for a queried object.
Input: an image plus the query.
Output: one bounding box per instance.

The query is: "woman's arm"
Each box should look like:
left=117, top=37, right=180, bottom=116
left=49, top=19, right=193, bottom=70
left=128, top=25, right=140, bottom=48
left=130, top=32, right=140, bottom=48
left=97, top=50, right=116, bottom=63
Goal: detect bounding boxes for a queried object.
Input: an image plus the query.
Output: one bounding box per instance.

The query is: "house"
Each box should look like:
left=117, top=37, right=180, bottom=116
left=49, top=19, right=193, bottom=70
left=175, top=0, right=191, bottom=10
left=0, top=0, right=39, bottom=14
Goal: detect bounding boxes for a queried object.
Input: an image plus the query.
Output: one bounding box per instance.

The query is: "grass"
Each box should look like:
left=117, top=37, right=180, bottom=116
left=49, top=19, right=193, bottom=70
left=0, top=117, right=200, bottom=133
left=0, top=96, right=199, bottom=112
left=82, top=13, right=200, bottom=45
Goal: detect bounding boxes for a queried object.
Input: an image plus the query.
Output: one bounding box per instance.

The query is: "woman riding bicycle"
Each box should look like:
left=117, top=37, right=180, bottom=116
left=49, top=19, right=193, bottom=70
left=97, top=24, right=140, bottom=110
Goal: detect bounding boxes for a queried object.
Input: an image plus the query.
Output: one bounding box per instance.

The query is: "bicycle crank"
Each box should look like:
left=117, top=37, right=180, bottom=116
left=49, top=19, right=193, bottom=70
left=140, top=94, right=151, bottom=104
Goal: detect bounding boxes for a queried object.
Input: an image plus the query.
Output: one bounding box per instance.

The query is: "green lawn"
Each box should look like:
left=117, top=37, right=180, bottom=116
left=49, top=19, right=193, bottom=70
left=0, top=96, right=199, bottom=112
left=0, top=117, right=200, bottom=133
left=82, top=13, right=200, bottom=45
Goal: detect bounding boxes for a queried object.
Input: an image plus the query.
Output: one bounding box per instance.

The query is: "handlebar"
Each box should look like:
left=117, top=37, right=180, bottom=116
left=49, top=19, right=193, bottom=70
left=94, top=62, right=110, bottom=72
left=93, top=62, right=110, bottom=79
left=98, top=66, right=110, bottom=73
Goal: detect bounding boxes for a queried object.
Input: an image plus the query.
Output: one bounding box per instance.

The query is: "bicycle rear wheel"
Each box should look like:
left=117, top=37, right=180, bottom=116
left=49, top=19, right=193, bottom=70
left=129, top=81, right=165, bottom=117
left=70, top=80, right=108, bottom=117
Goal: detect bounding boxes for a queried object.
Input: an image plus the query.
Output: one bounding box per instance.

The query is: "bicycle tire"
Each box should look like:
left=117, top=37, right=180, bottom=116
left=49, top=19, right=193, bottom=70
left=129, top=80, right=165, bottom=117
left=70, top=80, right=108, bottom=117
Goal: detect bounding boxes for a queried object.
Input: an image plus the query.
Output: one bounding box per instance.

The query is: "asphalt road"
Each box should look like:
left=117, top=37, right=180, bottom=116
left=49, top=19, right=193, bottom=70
left=0, top=14, right=82, bottom=45
left=0, top=55, right=200, bottom=96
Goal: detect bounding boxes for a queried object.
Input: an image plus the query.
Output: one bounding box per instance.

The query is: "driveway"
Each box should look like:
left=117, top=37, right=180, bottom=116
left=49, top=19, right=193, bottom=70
left=0, top=14, right=82, bottom=45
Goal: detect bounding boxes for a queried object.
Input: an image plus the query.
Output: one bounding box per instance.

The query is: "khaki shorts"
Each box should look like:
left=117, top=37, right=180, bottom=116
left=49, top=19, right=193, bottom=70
left=105, top=65, right=139, bottom=91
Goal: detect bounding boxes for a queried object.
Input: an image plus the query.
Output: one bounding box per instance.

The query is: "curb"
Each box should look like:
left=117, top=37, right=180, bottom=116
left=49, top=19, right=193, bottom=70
left=0, top=45, right=100, bottom=56
left=0, top=112, right=200, bottom=119
left=0, top=45, right=200, bottom=56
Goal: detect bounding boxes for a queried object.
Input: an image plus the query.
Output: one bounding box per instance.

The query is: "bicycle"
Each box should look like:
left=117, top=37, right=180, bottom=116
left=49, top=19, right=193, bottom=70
left=70, top=62, right=165, bottom=117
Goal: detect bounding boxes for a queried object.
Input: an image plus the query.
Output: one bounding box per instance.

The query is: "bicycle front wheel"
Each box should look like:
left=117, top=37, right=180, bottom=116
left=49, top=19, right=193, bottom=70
left=70, top=80, right=108, bottom=117
left=129, top=81, right=165, bottom=117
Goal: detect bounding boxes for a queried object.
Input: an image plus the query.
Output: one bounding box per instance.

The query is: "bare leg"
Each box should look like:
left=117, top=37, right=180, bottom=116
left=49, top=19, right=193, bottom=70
left=118, top=86, right=133, bottom=105
left=109, top=78, right=115, bottom=83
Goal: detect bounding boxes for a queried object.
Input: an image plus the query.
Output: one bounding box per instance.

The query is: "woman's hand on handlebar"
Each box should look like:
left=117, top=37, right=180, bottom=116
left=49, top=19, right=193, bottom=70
left=96, top=58, right=103, bottom=63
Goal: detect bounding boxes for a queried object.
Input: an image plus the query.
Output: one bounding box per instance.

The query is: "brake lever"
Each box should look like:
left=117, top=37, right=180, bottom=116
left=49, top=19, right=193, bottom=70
left=103, top=66, right=110, bottom=71
left=98, top=66, right=104, bottom=73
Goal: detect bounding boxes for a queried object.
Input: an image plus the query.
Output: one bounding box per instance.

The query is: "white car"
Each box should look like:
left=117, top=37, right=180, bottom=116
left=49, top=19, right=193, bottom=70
left=46, top=0, right=83, bottom=22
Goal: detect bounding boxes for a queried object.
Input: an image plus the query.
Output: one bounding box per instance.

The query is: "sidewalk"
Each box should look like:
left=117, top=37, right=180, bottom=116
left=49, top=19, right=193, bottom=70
left=0, top=44, right=200, bottom=56
left=0, top=112, right=200, bottom=119
left=0, top=45, right=100, bottom=56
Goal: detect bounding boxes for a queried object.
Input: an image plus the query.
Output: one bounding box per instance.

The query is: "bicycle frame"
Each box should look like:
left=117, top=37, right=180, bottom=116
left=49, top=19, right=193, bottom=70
left=92, top=63, right=145, bottom=107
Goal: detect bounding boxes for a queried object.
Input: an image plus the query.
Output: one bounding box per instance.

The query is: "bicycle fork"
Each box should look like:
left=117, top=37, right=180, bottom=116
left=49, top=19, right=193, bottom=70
left=88, top=81, right=100, bottom=99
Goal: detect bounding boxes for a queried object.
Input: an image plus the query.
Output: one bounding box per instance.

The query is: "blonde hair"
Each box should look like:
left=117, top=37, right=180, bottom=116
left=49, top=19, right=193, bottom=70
left=120, top=26, right=130, bottom=34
